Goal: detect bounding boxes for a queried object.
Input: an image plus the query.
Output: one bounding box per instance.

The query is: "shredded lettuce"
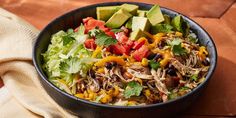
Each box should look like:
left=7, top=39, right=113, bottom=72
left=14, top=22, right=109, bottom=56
left=42, top=24, right=94, bottom=91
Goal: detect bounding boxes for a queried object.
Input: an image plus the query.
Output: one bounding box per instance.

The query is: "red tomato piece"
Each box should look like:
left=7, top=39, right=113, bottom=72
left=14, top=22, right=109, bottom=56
left=105, top=31, right=116, bottom=38
left=115, top=32, right=129, bottom=44
left=133, top=40, right=145, bottom=50
left=84, top=39, right=97, bottom=50
left=111, top=44, right=126, bottom=55
left=133, top=45, right=149, bottom=61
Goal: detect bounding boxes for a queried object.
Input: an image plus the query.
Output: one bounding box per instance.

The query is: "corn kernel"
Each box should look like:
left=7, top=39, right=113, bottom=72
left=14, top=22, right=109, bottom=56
left=144, top=89, right=151, bottom=97
left=135, top=78, right=143, bottom=85
left=101, top=94, right=112, bottom=104
left=175, top=32, right=183, bottom=37
left=97, top=68, right=104, bottom=73
left=75, top=93, right=84, bottom=99
left=128, top=101, right=137, bottom=106
left=141, top=58, right=149, bottom=66
left=113, top=86, right=120, bottom=97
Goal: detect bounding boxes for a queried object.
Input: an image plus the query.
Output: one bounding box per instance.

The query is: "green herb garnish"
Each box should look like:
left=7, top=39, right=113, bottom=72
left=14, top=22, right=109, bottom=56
left=124, top=81, right=143, bottom=98
left=149, top=60, right=160, bottom=70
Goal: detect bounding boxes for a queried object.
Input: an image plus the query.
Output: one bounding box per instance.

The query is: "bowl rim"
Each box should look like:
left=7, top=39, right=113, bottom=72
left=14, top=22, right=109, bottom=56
left=33, top=1, right=217, bottom=109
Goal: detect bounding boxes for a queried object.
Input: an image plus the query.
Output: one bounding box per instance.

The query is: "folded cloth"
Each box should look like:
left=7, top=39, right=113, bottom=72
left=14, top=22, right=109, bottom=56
left=0, top=8, right=76, bottom=118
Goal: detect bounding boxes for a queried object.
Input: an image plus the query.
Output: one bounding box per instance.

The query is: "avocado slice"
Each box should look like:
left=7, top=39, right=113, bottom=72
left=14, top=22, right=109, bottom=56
left=105, top=9, right=132, bottom=28
left=163, top=14, right=171, bottom=24
left=96, top=6, right=120, bottom=21
left=146, top=5, right=165, bottom=26
left=137, top=10, right=147, bottom=17
left=121, top=4, right=139, bottom=15
left=125, top=17, right=132, bottom=29
left=129, top=29, right=147, bottom=40
left=132, top=16, right=150, bottom=31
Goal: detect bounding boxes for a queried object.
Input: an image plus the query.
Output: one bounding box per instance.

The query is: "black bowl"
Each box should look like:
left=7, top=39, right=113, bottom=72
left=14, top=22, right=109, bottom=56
left=33, top=2, right=217, bottom=118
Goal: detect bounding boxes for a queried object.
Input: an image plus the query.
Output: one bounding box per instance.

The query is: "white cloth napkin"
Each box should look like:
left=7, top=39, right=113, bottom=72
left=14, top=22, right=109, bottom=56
left=0, top=8, right=76, bottom=118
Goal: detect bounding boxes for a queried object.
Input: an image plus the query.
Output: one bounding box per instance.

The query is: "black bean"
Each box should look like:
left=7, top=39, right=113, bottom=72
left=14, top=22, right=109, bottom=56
left=153, top=53, right=163, bottom=60
left=147, top=53, right=156, bottom=60
left=105, top=62, right=113, bottom=69
left=158, top=41, right=166, bottom=49
left=167, top=68, right=177, bottom=76
left=202, top=58, right=210, bottom=66
left=111, top=62, right=117, bottom=67
left=89, top=70, right=96, bottom=78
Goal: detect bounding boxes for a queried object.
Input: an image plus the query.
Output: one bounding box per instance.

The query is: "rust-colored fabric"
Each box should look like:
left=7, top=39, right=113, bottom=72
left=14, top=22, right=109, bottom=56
left=0, top=0, right=236, bottom=117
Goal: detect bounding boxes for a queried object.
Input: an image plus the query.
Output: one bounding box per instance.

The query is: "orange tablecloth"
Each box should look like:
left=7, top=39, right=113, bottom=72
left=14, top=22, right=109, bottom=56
left=0, top=0, right=236, bottom=117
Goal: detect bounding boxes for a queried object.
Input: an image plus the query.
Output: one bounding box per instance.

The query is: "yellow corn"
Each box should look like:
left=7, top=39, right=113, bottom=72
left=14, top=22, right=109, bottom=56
left=175, top=32, right=183, bottom=37
left=144, top=89, right=151, bottom=98
left=135, top=78, right=143, bottom=85
left=100, top=94, right=112, bottom=104
left=75, top=93, right=84, bottom=99
left=83, top=91, right=89, bottom=98
left=198, top=46, right=208, bottom=60
left=113, top=86, right=120, bottom=97
left=107, top=89, right=114, bottom=96
left=141, top=58, right=149, bottom=66
left=128, top=101, right=137, bottom=106
left=97, top=68, right=104, bottom=73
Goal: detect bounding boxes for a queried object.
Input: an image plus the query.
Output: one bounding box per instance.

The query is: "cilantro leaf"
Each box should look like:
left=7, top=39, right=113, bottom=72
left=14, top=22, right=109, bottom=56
left=190, top=74, right=198, bottom=81
left=149, top=60, right=160, bottom=70
left=88, top=28, right=118, bottom=46
left=179, top=86, right=190, bottom=91
left=124, top=81, right=143, bottom=99
left=151, top=24, right=173, bottom=34
left=172, top=44, right=186, bottom=56
left=169, top=38, right=187, bottom=56
left=62, top=35, right=75, bottom=46
left=95, top=33, right=117, bottom=46
left=88, top=27, right=101, bottom=37
left=111, top=29, right=123, bottom=33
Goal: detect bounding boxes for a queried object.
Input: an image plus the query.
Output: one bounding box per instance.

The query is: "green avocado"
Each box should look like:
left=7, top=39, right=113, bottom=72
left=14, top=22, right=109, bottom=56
left=96, top=6, right=120, bottom=21
left=105, top=9, right=132, bottom=28
left=125, top=17, right=133, bottom=29
left=132, top=16, right=150, bottom=31
left=146, top=5, right=165, bottom=26
left=137, top=10, right=147, bottom=17
left=129, top=29, right=147, bottom=40
left=121, top=4, right=139, bottom=15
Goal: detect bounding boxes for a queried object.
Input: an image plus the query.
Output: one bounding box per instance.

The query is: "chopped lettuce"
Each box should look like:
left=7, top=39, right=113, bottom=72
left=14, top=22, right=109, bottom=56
left=42, top=24, right=93, bottom=89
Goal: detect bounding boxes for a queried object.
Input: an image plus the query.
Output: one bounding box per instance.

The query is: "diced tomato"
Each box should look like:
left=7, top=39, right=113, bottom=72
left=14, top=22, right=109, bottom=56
left=105, top=31, right=116, bottom=38
left=82, top=17, right=110, bottom=33
left=84, top=39, right=97, bottom=50
left=133, top=45, right=149, bottom=61
left=82, top=17, right=94, bottom=24
left=111, top=44, right=126, bottom=55
left=115, top=32, right=129, bottom=44
left=133, top=40, right=145, bottom=50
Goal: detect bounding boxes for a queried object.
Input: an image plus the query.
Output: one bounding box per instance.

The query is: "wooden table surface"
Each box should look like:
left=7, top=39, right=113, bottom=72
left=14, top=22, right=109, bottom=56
left=1, top=0, right=236, bottom=117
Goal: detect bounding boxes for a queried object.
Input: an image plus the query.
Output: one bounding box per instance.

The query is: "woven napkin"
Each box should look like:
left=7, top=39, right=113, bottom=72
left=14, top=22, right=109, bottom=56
left=0, top=8, right=76, bottom=118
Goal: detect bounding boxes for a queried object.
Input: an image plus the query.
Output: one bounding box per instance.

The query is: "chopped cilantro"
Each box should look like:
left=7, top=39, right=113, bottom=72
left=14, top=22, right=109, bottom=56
left=124, top=81, right=143, bottom=98
left=62, top=35, right=75, bottom=46
left=149, top=60, right=160, bottom=70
